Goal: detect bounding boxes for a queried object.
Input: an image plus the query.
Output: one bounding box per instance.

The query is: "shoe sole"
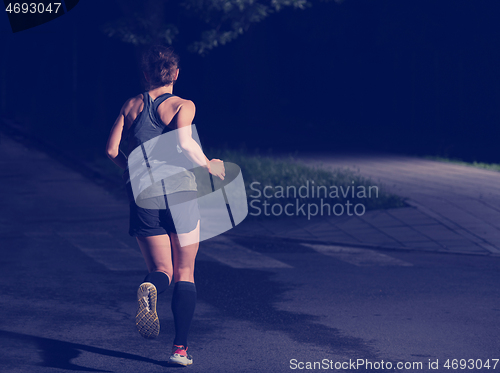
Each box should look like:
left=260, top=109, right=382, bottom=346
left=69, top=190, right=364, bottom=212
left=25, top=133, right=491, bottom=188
left=135, top=282, right=159, bottom=339
left=169, top=355, right=193, bottom=366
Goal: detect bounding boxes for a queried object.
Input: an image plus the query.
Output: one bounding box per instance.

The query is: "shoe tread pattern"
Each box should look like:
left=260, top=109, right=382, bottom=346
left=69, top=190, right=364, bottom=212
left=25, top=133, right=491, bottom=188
left=135, top=282, right=160, bottom=339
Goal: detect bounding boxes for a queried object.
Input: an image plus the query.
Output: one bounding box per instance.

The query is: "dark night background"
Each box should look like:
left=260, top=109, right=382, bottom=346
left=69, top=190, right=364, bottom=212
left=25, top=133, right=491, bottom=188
left=1, top=1, right=499, bottom=163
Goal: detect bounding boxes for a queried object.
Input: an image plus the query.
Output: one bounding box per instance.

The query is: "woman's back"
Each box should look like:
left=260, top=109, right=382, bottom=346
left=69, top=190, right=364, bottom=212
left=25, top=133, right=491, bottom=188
left=123, top=90, right=198, bottom=203
left=123, top=91, right=187, bottom=156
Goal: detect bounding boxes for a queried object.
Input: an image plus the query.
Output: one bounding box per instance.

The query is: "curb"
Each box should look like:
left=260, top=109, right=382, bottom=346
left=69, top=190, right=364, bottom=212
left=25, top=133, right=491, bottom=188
left=223, top=231, right=500, bottom=258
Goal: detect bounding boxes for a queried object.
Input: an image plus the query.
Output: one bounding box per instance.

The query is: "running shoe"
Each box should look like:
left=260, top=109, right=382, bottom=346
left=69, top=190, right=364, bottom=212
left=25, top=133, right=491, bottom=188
left=169, top=345, right=193, bottom=366
left=135, top=282, right=160, bottom=339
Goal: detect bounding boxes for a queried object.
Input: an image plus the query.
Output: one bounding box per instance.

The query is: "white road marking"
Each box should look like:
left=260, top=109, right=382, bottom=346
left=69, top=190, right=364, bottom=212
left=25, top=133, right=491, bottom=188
left=57, top=232, right=146, bottom=271
left=203, top=236, right=293, bottom=269
left=301, top=243, right=413, bottom=267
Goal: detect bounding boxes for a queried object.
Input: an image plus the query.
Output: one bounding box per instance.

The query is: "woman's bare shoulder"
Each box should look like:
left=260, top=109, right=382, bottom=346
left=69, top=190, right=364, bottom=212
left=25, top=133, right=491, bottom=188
left=122, top=94, right=144, bottom=115
left=159, top=96, right=195, bottom=115
left=120, top=94, right=145, bottom=130
left=176, top=97, right=196, bottom=117
left=157, top=96, right=195, bottom=128
left=170, top=95, right=195, bottom=107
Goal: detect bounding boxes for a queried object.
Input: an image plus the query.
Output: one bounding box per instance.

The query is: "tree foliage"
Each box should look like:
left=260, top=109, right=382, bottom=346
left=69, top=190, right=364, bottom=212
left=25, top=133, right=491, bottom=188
left=103, top=0, right=336, bottom=54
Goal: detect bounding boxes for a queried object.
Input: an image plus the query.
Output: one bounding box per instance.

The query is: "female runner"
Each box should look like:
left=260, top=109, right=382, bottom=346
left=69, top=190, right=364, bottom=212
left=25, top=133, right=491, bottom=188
left=106, top=45, right=224, bottom=366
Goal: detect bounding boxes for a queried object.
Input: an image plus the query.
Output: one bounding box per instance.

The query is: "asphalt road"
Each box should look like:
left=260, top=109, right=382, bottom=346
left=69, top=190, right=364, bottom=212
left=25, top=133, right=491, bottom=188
left=1, top=232, right=499, bottom=373
left=0, top=131, right=498, bottom=373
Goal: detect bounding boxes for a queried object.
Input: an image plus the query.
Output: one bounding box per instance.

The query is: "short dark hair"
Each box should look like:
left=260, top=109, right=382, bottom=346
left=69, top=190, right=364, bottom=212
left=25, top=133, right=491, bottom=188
left=141, top=45, right=180, bottom=89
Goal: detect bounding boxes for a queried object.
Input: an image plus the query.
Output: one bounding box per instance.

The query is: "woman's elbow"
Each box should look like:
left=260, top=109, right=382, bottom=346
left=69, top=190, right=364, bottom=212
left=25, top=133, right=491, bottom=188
left=106, top=147, right=118, bottom=159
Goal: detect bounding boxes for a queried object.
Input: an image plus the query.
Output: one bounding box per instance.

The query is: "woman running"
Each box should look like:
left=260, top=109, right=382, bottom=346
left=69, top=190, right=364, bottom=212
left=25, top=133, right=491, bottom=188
left=105, top=45, right=224, bottom=366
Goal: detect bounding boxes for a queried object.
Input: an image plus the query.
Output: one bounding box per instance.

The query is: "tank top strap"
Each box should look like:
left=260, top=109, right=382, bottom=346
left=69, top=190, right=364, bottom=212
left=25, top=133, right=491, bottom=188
left=152, top=92, right=175, bottom=112
left=151, top=92, right=175, bottom=128
left=143, top=91, right=152, bottom=108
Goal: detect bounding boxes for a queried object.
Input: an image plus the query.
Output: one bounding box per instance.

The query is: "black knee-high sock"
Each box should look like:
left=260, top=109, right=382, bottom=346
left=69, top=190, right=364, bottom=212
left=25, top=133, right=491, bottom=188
left=143, top=271, right=170, bottom=295
left=171, top=281, right=196, bottom=347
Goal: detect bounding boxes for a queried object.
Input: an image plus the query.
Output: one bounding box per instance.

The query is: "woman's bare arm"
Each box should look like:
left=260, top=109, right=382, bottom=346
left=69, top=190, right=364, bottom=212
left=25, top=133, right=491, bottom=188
left=173, top=100, right=208, bottom=168
left=163, top=100, right=225, bottom=180
left=106, top=99, right=131, bottom=170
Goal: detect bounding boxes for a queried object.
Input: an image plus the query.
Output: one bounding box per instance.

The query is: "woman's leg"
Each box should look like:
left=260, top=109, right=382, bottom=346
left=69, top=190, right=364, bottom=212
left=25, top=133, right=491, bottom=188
left=135, top=234, right=173, bottom=339
left=169, top=221, right=200, bottom=349
left=170, top=221, right=200, bottom=283
left=136, top=234, right=174, bottom=286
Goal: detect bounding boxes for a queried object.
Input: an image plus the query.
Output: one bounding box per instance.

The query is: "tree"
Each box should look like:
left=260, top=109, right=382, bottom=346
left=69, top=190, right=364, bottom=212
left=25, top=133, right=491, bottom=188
left=103, top=0, right=338, bottom=55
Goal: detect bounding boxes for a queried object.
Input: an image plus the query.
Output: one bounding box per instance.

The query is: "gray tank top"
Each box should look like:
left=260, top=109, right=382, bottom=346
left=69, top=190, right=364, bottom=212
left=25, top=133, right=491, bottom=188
left=123, top=92, right=197, bottom=202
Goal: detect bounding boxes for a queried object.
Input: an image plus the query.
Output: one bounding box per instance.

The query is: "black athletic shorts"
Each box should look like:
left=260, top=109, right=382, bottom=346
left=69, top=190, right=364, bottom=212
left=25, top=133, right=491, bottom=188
left=129, top=191, right=200, bottom=237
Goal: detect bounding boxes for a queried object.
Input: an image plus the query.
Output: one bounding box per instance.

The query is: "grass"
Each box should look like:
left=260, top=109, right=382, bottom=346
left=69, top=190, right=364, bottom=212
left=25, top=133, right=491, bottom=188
left=207, top=148, right=406, bottom=218
left=92, top=147, right=407, bottom=219
left=424, top=156, right=500, bottom=172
